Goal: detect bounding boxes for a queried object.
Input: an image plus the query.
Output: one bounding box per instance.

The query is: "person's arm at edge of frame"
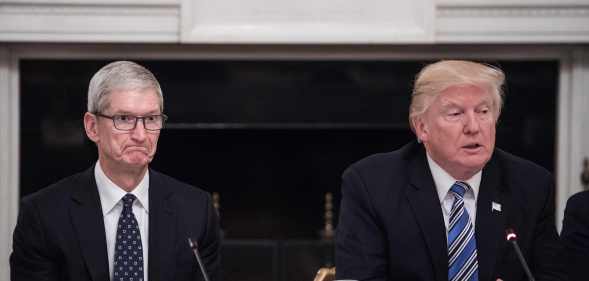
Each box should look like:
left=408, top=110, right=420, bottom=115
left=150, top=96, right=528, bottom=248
left=335, top=166, right=387, bottom=281
left=531, top=174, right=566, bottom=281
left=560, top=191, right=589, bottom=281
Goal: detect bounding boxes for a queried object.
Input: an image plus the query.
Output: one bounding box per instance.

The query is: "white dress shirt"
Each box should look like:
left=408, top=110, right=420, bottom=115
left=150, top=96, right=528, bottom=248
left=426, top=154, right=481, bottom=231
left=95, top=162, right=149, bottom=281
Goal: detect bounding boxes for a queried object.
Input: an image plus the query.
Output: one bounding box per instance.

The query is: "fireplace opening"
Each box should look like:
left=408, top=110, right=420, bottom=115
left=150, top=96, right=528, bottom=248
left=19, top=58, right=557, bottom=281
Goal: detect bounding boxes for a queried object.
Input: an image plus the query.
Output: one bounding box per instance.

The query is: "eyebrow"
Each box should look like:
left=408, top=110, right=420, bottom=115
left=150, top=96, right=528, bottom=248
left=112, top=110, right=161, bottom=115
left=439, top=99, right=492, bottom=109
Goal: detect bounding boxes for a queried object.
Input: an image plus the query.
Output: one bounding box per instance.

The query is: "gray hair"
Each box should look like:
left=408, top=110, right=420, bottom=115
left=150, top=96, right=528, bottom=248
left=409, top=60, right=505, bottom=132
left=87, top=61, right=163, bottom=113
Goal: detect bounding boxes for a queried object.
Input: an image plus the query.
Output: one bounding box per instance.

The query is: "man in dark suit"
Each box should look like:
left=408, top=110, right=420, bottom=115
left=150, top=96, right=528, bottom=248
left=335, top=60, right=563, bottom=281
left=561, top=190, right=589, bottom=281
left=10, top=61, right=220, bottom=281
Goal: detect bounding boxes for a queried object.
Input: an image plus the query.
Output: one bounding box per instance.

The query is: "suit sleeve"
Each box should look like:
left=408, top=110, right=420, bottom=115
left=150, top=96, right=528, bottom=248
left=199, top=193, right=221, bottom=281
left=561, top=192, right=589, bottom=281
left=530, top=176, right=566, bottom=281
left=335, top=166, right=388, bottom=281
left=10, top=198, right=59, bottom=281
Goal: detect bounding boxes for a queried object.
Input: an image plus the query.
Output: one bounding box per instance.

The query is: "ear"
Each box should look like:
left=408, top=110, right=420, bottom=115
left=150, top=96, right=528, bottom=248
left=84, top=112, right=100, bottom=143
left=412, top=116, right=429, bottom=143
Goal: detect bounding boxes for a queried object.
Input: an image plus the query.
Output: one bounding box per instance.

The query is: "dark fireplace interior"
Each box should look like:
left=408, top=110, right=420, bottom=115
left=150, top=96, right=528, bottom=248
left=20, top=58, right=557, bottom=281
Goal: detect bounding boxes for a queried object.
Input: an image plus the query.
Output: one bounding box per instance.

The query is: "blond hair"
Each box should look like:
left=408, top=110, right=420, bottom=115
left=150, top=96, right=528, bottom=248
left=409, top=60, right=505, bottom=131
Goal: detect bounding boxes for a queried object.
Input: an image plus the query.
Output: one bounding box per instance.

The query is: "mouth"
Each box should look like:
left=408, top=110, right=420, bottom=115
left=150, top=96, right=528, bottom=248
left=125, top=146, right=149, bottom=152
left=462, top=143, right=483, bottom=150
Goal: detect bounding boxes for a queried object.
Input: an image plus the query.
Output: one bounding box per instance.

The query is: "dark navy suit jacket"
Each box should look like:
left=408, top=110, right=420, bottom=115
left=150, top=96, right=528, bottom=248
left=561, top=190, right=589, bottom=281
left=10, top=166, right=220, bottom=281
left=336, top=142, right=564, bottom=281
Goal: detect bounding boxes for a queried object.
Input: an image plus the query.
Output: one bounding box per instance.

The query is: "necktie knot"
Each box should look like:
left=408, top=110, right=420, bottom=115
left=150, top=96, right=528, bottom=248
left=122, top=193, right=136, bottom=209
left=450, top=181, right=470, bottom=198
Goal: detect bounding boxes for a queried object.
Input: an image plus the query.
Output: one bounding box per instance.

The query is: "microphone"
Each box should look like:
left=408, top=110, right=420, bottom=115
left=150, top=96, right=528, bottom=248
left=188, top=237, right=211, bottom=281
left=505, top=228, right=536, bottom=281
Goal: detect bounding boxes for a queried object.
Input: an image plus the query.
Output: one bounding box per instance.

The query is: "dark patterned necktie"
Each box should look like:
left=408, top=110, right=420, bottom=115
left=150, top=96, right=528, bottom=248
left=447, top=181, right=479, bottom=281
left=113, top=194, right=144, bottom=281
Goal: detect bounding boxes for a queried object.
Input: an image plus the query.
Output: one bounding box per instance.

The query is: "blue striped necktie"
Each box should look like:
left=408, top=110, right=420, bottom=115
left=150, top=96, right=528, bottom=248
left=447, top=181, right=479, bottom=281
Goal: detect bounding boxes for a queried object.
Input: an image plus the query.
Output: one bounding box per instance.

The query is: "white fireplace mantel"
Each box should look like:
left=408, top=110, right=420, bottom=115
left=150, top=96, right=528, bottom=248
left=1, top=44, right=589, bottom=281
left=1, top=0, right=589, bottom=43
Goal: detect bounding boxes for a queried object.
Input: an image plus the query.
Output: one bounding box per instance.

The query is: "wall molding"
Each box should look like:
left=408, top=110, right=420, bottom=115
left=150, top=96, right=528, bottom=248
left=438, top=6, right=589, bottom=17
left=436, top=4, right=589, bottom=42
left=0, top=1, right=180, bottom=42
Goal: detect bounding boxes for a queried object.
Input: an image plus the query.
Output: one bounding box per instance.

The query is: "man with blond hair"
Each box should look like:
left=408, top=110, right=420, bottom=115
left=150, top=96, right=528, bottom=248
left=10, top=61, right=220, bottom=281
left=336, top=60, right=563, bottom=281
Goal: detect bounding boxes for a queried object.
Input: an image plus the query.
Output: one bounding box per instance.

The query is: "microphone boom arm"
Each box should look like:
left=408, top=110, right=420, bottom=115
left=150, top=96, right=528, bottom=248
left=506, top=229, right=536, bottom=281
left=188, top=237, right=212, bottom=281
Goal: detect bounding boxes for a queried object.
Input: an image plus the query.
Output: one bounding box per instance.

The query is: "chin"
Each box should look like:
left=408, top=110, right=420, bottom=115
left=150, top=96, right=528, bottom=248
left=461, top=159, right=488, bottom=172
left=123, top=152, right=153, bottom=162
left=123, top=158, right=151, bottom=167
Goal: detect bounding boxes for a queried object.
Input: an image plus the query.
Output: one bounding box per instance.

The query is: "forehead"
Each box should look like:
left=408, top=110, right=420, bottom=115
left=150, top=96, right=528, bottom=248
left=105, top=88, right=161, bottom=113
left=435, top=84, right=493, bottom=107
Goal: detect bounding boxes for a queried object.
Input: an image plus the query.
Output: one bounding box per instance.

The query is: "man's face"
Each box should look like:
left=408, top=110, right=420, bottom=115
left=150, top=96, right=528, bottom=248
left=413, top=84, right=497, bottom=180
left=85, top=88, right=161, bottom=171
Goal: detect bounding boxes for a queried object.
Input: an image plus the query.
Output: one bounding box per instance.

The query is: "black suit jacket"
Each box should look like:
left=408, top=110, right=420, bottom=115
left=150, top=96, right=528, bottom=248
left=335, top=142, right=563, bottom=281
left=10, top=166, right=220, bottom=281
left=561, top=190, right=589, bottom=281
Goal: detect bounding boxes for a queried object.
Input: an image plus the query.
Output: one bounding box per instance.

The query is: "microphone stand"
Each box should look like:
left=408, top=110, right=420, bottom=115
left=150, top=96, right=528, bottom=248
left=188, top=237, right=211, bottom=281
left=506, top=229, right=536, bottom=281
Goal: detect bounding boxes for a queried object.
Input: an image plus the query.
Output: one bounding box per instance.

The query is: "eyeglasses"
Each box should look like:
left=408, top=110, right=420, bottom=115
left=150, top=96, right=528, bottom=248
left=95, top=113, right=168, bottom=131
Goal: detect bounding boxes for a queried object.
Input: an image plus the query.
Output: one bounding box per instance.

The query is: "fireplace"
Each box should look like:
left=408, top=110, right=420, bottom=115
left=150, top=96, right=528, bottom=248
left=16, top=56, right=559, bottom=281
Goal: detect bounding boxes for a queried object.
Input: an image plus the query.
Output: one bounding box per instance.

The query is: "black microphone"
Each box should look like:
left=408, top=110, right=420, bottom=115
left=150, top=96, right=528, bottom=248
left=505, top=228, right=536, bottom=281
left=188, top=237, right=211, bottom=281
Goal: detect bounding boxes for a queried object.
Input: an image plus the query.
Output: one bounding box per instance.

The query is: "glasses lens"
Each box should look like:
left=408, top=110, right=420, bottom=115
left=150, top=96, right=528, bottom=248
left=144, top=115, right=164, bottom=130
left=113, top=115, right=137, bottom=130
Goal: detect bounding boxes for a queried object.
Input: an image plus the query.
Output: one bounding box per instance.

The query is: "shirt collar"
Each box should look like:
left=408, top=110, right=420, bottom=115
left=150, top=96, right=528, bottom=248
left=94, top=161, right=150, bottom=216
left=426, top=153, right=481, bottom=204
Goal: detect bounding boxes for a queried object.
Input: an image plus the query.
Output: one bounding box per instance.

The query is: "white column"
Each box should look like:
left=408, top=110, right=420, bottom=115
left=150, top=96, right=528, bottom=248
left=0, top=46, right=19, bottom=281
left=556, top=48, right=589, bottom=231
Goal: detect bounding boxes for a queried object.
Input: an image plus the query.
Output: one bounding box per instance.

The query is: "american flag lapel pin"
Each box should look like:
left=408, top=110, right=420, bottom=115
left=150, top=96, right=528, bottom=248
left=492, top=201, right=502, bottom=213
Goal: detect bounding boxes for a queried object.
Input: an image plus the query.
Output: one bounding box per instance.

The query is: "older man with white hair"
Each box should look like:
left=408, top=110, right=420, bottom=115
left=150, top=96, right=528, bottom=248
left=10, top=61, right=220, bottom=281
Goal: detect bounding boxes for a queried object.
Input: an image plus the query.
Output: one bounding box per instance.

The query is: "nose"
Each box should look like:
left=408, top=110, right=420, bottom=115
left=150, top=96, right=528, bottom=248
left=463, top=111, right=480, bottom=134
left=130, top=119, right=147, bottom=141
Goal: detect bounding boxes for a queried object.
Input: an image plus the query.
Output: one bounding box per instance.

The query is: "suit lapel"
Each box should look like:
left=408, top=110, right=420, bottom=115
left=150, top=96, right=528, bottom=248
left=405, top=148, right=448, bottom=281
left=475, top=155, right=509, bottom=281
left=70, top=166, right=110, bottom=281
left=148, top=170, right=176, bottom=281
